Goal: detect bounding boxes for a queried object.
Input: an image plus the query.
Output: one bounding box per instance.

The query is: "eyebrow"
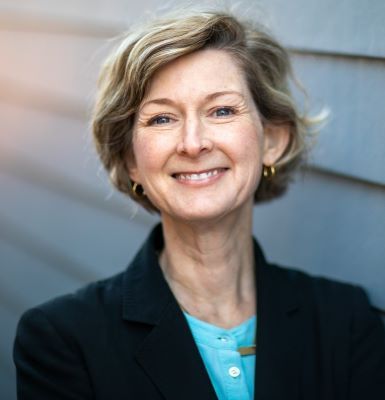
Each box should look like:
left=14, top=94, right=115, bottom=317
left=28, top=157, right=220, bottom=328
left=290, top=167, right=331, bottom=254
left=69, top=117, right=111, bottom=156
left=140, top=90, right=245, bottom=110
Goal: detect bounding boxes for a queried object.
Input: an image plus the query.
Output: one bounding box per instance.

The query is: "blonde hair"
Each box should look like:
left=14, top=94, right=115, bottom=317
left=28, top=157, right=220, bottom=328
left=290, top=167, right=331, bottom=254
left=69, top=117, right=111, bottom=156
left=92, top=9, right=317, bottom=212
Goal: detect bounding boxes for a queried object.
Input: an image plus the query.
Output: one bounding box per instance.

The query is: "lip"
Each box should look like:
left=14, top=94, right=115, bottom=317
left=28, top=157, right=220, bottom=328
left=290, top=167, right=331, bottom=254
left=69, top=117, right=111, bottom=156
left=172, top=167, right=228, bottom=186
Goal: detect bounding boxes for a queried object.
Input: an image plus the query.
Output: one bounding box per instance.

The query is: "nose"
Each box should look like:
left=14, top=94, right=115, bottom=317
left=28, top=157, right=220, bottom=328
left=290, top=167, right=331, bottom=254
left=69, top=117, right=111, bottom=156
left=176, top=117, right=213, bottom=157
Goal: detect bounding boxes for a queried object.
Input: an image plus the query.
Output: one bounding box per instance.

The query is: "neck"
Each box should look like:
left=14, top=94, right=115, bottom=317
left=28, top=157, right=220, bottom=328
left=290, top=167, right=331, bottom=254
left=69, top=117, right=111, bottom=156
left=159, top=203, right=256, bottom=329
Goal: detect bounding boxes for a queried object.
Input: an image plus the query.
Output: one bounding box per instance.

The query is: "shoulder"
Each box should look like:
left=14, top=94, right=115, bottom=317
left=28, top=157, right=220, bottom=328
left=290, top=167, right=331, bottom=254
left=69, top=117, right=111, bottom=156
left=271, top=262, right=371, bottom=306
left=17, top=270, right=126, bottom=343
left=271, top=263, right=384, bottom=341
left=13, top=272, right=128, bottom=399
left=273, top=264, right=385, bottom=396
left=269, top=262, right=384, bottom=331
left=14, top=270, right=130, bottom=395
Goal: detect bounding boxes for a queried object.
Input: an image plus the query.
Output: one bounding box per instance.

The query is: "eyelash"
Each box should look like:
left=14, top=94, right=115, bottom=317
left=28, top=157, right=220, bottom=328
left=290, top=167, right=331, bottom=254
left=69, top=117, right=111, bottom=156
left=147, top=115, right=173, bottom=126
left=212, top=107, right=236, bottom=117
left=146, top=106, right=236, bottom=126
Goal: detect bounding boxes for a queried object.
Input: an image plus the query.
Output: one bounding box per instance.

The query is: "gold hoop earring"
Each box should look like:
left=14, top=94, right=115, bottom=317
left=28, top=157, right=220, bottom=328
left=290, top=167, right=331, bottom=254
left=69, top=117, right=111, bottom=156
left=132, top=182, right=145, bottom=197
left=263, top=165, right=276, bottom=179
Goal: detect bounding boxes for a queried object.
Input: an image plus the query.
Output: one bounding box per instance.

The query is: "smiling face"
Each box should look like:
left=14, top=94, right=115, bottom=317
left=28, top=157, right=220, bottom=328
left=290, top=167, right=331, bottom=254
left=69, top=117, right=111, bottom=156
left=129, top=49, right=288, bottom=223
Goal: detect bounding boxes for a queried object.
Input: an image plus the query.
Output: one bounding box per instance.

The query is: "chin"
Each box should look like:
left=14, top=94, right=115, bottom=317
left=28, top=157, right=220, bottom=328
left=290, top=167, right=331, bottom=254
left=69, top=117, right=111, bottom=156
left=165, top=201, right=242, bottom=225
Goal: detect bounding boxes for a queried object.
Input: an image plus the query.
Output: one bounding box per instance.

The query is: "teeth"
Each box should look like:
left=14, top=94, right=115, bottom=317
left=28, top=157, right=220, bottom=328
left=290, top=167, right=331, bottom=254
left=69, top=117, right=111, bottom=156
left=177, top=169, right=220, bottom=181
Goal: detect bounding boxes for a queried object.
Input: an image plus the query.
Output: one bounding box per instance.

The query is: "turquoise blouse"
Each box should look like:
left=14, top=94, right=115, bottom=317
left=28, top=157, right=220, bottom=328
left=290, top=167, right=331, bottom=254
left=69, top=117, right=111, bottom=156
left=183, top=312, right=256, bottom=400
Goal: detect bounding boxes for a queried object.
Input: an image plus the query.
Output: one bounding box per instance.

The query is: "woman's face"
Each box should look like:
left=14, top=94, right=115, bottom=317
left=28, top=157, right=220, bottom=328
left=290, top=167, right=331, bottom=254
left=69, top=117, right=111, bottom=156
left=129, top=49, right=288, bottom=223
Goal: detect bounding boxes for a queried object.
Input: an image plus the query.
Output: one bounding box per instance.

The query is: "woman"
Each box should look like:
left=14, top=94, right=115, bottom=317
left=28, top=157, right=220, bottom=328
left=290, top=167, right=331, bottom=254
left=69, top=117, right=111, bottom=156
left=14, top=9, right=385, bottom=400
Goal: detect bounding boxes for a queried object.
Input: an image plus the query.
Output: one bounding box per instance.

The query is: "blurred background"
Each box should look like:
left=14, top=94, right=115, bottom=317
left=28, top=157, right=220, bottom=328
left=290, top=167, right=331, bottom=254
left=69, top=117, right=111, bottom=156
left=1, top=0, right=384, bottom=398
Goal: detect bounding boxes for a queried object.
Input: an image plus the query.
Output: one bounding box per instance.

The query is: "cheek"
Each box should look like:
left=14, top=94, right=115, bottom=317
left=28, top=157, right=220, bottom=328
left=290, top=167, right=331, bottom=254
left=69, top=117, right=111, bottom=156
left=132, top=135, right=169, bottom=176
left=230, top=121, right=264, bottom=161
left=235, top=124, right=265, bottom=188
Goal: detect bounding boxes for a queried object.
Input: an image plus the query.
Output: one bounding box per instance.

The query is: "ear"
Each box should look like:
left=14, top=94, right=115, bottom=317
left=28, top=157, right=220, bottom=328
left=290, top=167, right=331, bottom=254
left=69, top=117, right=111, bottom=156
left=128, top=166, right=140, bottom=184
left=262, top=123, right=290, bottom=166
left=125, top=154, right=140, bottom=183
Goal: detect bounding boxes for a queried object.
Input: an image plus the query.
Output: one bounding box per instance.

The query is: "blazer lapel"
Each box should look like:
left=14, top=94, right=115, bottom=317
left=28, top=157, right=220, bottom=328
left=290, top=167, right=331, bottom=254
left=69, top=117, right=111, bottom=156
left=254, top=241, right=304, bottom=400
left=122, top=225, right=217, bottom=400
left=135, top=300, right=218, bottom=400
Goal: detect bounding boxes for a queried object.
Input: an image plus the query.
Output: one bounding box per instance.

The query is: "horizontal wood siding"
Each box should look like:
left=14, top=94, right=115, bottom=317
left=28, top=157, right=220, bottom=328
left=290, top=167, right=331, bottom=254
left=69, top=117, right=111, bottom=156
left=292, top=53, right=385, bottom=185
left=259, top=0, right=385, bottom=57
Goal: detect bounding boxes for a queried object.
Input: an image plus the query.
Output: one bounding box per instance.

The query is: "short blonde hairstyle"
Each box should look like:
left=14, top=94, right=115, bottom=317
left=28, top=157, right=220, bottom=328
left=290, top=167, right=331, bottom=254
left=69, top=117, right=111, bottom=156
left=92, top=9, right=316, bottom=212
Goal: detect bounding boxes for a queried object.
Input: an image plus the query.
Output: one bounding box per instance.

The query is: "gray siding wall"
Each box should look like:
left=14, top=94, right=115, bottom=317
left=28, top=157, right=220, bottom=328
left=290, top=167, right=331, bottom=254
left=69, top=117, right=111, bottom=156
left=1, top=1, right=384, bottom=398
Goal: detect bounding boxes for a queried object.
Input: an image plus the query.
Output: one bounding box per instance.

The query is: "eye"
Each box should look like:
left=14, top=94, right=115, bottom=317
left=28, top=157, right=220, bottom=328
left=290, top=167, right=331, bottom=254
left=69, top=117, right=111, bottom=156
left=213, top=107, right=235, bottom=117
left=149, top=115, right=171, bottom=125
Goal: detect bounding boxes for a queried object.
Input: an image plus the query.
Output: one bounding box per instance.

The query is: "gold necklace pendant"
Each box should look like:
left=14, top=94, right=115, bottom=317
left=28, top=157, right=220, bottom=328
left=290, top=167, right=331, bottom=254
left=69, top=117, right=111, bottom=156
left=237, top=344, right=256, bottom=356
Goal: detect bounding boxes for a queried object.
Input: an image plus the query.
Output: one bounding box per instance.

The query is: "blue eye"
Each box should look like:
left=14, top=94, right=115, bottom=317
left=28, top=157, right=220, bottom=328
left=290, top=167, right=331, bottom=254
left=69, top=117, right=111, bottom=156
left=215, top=107, right=234, bottom=117
left=150, top=115, right=170, bottom=125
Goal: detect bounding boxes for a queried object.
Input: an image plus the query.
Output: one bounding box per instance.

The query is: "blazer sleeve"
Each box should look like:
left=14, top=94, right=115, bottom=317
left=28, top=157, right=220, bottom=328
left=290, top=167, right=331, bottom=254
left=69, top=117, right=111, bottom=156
left=13, top=307, right=94, bottom=400
left=349, top=287, right=385, bottom=399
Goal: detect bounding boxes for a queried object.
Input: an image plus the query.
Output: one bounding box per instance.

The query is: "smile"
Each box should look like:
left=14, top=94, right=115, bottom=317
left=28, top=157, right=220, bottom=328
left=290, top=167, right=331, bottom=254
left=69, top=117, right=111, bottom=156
left=173, top=168, right=227, bottom=182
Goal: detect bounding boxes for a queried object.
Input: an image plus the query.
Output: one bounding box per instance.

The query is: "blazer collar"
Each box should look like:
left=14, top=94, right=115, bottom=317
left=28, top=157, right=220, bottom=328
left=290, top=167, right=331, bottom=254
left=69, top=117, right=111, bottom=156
left=122, top=223, right=303, bottom=400
left=122, top=223, right=173, bottom=324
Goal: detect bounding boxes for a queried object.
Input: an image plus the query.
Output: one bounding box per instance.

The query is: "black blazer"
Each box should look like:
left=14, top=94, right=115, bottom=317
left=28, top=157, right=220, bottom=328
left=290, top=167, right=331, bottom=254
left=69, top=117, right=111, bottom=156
left=14, top=224, right=385, bottom=399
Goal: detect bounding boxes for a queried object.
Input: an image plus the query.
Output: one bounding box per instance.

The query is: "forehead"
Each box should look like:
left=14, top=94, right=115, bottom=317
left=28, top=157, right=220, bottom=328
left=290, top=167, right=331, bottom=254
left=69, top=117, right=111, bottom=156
left=142, top=49, right=250, bottom=103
